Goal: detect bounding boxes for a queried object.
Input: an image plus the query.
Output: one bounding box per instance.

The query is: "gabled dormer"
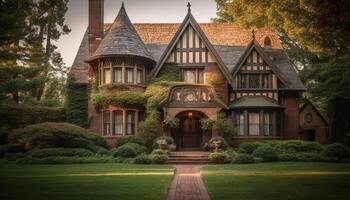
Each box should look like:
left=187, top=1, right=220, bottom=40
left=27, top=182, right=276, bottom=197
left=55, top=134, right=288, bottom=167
left=230, top=34, right=289, bottom=102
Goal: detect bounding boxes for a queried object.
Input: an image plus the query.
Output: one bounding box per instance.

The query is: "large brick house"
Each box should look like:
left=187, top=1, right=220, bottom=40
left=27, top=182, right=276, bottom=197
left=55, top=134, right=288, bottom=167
left=70, top=1, right=326, bottom=148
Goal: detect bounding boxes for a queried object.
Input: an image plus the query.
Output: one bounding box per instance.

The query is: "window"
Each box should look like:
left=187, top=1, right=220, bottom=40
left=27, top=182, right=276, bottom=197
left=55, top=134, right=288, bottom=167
left=138, top=111, right=145, bottom=123
left=103, top=111, right=111, bottom=136
left=126, top=111, right=135, bottom=135
left=239, top=73, right=271, bottom=89
left=103, top=68, right=111, bottom=84
left=183, top=70, right=196, bottom=83
left=249, top=112, right=260, bottom=136
left=198, top=70, right=204, bottom=84
left=264, top=36, right=272, bottom=47
left=236, top=112, right=245, bottom=136
left=126, top=68, right=134, bottom=83
left=137, top=69, right=143, bottom=84
left=249, top=74, right=260, bottom=88
left=113, top=111, right=123, bottom=135
left=264, top=112, right=272, bottom=136
left=113, top=68, right=122, bottom=83
left=304, top=113, right=312, bottom=123
left=183, top=69, right=204, bottom=84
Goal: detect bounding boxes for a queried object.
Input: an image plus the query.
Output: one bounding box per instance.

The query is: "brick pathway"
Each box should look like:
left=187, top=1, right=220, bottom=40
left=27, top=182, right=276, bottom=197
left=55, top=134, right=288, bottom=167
left=166, top=165, right=210, bottom=200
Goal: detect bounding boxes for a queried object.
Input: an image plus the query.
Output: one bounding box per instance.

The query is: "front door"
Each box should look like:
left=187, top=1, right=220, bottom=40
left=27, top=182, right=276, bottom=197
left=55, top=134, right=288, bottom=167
left=180, top=116, right=201, bottom=148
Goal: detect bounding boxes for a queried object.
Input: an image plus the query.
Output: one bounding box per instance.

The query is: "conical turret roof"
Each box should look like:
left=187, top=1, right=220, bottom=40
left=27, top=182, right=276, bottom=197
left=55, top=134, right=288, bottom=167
left=92, top=4, right=154, bottom=62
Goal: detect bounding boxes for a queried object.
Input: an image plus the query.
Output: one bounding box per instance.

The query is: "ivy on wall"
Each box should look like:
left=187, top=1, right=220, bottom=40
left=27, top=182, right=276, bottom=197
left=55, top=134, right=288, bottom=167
left=65, top=74, right=88, bottom=128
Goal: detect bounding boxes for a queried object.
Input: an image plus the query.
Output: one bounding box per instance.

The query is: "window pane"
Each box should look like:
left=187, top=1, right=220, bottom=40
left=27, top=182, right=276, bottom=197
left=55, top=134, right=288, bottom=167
left=113, top=68, right=122, bottom=83
left=184, top=70, right=196, bottom=83
left=103, top=111, right=111, bottom=136
left=239, top=74, right=247, bottom=88
left=126, top=68, right=134, bottom=83
left=103, top=69, right=111, bottom=84
left=264, top=112, right=272, bottom=136
left=198, top=70, right=204, bottom=84
left=249, top=74, right=260, bottom=88
left=113, top=111, right=123, bottom=135
left=262, top=74, right=270, bottom=88
left=137, top=69, right=143, bottom=84
left=126, top=111, right=135, bottom=135
left=249, top=112, right=260, bottom=136
left=236, top=112, right=245, bottom=136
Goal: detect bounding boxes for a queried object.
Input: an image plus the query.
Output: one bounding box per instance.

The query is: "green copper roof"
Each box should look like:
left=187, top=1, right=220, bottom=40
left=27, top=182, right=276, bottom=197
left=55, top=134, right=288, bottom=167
left=229, top=96, right=283, bottom=109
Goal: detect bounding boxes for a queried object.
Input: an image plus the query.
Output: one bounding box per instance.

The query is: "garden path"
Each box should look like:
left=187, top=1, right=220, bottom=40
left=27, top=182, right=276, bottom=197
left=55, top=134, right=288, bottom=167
left=166, top=165, right=210, bottom=200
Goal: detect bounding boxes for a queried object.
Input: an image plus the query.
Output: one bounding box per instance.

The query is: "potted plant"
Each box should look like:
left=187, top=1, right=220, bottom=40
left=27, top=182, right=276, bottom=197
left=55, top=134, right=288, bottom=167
left=199, top=118, right=215, bottom=130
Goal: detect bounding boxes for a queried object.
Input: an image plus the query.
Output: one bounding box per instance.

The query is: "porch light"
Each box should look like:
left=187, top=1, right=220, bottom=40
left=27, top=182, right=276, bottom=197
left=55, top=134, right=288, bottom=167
left=188, top=112, right=193, bottom=118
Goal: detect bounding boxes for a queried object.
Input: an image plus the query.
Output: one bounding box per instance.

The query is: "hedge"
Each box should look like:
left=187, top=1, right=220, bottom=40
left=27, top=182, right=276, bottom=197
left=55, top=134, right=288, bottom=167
left=27, top=148, right=94, bottom=158
left=8, top=122, right=107, bottom=151
left=16, top=155, right=120, bottom=164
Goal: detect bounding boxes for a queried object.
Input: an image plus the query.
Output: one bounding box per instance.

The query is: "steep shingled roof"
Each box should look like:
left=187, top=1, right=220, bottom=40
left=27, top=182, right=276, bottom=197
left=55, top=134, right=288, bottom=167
left=70, top=23, right=305, bottom=90
left=90, top=5, right=154, bottom=62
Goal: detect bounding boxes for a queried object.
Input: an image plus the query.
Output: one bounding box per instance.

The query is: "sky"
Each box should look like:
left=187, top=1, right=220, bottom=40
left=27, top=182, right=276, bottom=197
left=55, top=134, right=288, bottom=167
left=55, top=0, right=218, bottom=67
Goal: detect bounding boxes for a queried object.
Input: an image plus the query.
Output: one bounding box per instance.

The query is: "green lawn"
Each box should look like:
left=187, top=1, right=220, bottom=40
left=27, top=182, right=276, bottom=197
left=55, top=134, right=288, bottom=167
left=202, top=162, right=350, bottom=200
left=0, top=163, right=174, bottom=200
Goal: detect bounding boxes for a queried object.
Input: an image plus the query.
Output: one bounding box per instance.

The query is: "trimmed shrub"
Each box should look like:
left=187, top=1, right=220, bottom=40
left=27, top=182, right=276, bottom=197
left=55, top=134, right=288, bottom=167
left=233, top=153, right=255, bottom=164
left=252, top=145, right=278, bottom=162
left=278, top=152, right=298, bottom=161
left=151, top=154, right=168, bottom=164
left=209, top=136, right=229, bottom=151
left=322, top=143, right=349, bottom=159
left=16, top=155, right=120, bottom=164
left=27, top=148, right=94, bottom=158
left=200, top=142, right=210, bottom=151
left=209, top=152, right=231, bottom=163
left=122, top=158, right=135, bottom=164
left=121, top=143, right=148, bottom=155
left=296, top=152, right=322, bottom=162
left=94, top=146, right=111, bottom=156
left=117, top=136, right=143, bottom=146
left=239, top=142, right=264, bottom=154
left=134, top=154, right=152, bottom=164
left=266, top=140, right=322, bottom=153
left=151, top=149, right=167, bottom=155
left=0, top=144, right=25, bottom=157
left=112, top=145, right=137, bottom=158
left=225, top=149, right=238, bottom=160
left=3, top=152, right=26, bottom=160
left=7, top=122, right=107, bottom=151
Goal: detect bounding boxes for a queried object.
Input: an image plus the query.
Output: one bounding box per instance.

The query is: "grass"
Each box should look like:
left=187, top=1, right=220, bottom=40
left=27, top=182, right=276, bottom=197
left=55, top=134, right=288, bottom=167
left=201, top=162, right=350, bottom=200
left=0, top=163, right=174, bottom=200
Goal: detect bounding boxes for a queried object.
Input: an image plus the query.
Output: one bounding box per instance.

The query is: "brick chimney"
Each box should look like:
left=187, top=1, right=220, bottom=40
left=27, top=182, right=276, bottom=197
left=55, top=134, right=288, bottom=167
left=88, top=0, right=104, bottom=57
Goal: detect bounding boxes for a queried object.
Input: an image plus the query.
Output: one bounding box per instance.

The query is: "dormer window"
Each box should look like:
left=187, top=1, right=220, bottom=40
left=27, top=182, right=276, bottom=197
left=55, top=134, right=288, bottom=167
left=238, top=73, right=272, bottom=89
left=264, top=36, right=272, bottom=48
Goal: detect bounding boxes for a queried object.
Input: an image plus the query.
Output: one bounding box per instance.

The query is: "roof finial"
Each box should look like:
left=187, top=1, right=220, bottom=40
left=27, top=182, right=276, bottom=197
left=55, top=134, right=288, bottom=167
left=252, top=29, right=256, bottom=40
left=121, top=1, right=124, bottom=9
left=187, top=2, right=191, bottom=12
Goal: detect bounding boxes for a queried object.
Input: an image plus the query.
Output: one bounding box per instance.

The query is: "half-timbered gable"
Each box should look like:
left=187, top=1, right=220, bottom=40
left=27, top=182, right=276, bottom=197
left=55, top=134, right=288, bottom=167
left=230, top=39, right=289, bottom=102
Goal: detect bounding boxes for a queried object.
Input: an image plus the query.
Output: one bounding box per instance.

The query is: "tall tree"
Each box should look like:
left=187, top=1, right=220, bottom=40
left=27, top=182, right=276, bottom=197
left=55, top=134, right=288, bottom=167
left=214, top=0, right=350, bottom=143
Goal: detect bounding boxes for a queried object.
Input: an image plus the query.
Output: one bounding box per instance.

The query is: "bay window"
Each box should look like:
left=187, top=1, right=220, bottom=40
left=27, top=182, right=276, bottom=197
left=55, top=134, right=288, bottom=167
left=113, top=67, right=122, bottom=83
left=98, top=63, right=145, bottom=86
left=103, top=68, right=111, bottom=84
left=233, top=110, right=277, bottom=137
left=137, top=69, right=143, bottom=84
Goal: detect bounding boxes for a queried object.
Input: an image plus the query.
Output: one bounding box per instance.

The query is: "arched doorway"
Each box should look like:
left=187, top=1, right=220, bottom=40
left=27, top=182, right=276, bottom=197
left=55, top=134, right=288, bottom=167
left=173, top=111, right=207, bottom=149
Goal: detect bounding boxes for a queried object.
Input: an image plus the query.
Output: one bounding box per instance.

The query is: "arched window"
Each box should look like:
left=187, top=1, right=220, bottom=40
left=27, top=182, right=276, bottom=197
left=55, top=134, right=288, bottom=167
left=264, top=36, right=272, bottom=48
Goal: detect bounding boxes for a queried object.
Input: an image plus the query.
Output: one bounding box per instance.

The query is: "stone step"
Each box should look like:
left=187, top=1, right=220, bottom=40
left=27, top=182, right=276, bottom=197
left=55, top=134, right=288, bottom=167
left=168, top=160, right=209, bottom=164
